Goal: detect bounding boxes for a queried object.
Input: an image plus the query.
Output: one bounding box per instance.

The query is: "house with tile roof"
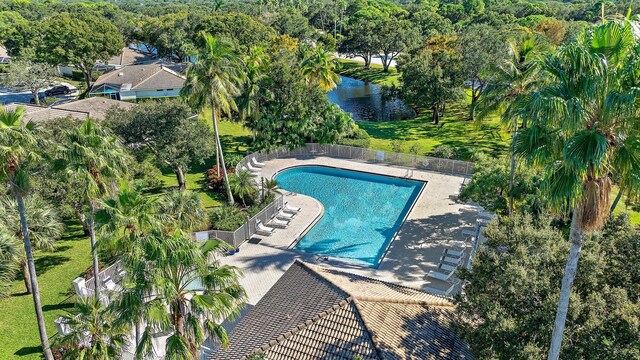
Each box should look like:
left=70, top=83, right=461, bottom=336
left=4, top=98, right=133, bottom=122
left=88, top=63, right=186, bottom=101
left=209, top=261, right=473, bottom=360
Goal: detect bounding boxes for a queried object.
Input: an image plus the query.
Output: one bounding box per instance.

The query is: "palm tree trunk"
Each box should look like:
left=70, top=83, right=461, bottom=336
left=87, top=202, right=101, bottom=300
left=508, top=120, right=518, bottom=216
left=175, top=166, right=186, bottom=190
left=610, top=188, right=624, bottom=215
left=15, top=191, right=54, bottom=360
left=547, top=209, right=585, bottom=360
left=211, top=106, right=234, bottom=205
left=23, top=260, right=32, bottom=294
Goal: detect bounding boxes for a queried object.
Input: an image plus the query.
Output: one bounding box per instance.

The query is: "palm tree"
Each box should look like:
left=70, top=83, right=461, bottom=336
left=238, top=46, right=270, bottom=140
left=53, top=296, right=130, bottom=360
left=96, top=182, right=164, bottom=352
left=0, top=228, right=20, bottom=298
left=181, top=32, right=244, bottom=205
left=96, top=181, right=159, bottom=258
left=131, top=230, right=246, bottom=359
left=229, top=170, right=257, bottom=207
left=299, top=44, right=341, bottom=92
left=474, top=35, right=542, bottom=215
left=58, top=119, right=129, bottom=300
left=515, top=20, right=640, bottom=360
left=0, top=105, right=54, bottom=360
left=0, top=195, right=64, bottom=293
left=158, top=189, right=208, bottom=232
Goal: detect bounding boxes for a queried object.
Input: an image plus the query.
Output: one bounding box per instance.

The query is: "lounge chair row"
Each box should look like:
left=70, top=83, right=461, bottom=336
left=254, top=202, right=301, bottom=236
left=240, top=156, right=266, bottom=175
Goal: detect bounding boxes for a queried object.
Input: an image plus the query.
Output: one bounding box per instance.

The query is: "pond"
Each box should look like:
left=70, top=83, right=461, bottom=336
left=327, top=75, right=415, bottom=122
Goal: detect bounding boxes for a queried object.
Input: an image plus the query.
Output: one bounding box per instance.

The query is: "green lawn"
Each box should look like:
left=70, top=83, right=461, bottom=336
left=359, top=103, right=508, bottom=159
left=611, top=186, right=640, bottom=224
left=0, top=222, right=91, bottom=360
left=336, top=59, right=400, bottom=87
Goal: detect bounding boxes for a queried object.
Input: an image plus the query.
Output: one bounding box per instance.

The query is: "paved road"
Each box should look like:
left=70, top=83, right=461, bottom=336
left=0, top=82, right=79, bottom=105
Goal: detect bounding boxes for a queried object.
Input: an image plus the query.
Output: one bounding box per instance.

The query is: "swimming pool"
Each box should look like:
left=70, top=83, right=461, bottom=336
left=275, top=166, right=424, bottom=267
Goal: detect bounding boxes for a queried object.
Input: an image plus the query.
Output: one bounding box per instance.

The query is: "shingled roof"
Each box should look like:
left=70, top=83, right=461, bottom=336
left=91, top=63, right=186, bottom=92
left=209, top=261, right=473, bottom=360
left=4, top=98, right=133, bottom=122
left=105, top=47, right=156, bottom=67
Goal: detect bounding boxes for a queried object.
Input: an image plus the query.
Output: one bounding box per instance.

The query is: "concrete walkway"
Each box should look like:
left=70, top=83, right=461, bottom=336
left=221, top=155, right=478, bottom=306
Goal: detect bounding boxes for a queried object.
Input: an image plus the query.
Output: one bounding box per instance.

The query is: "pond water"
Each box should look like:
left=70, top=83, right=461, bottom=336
left=327, top=75, right=415, bottom=122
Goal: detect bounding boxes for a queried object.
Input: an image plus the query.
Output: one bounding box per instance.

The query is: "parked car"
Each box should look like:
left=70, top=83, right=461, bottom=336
left=29, top=93, right=46, bottom=104
left=45, top=85, right=71, bottom=96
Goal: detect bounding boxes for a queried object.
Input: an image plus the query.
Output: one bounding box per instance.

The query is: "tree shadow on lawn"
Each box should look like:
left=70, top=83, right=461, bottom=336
left=220, top=133, right=252, bottom=157
left=42, top=302, right=73, bottom=312
left=14, top=346, right=42, bottom=357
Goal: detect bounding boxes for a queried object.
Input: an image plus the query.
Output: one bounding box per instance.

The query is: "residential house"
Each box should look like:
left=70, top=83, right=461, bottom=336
left=4, top=97, right=133, bottom=122
left=89, top=63, right=186, bottom=101
left=0, top=45, right=10, bottom=64
left=209, top=261, right=474, bottom=360
left=59, top=47, right=156, bottom=76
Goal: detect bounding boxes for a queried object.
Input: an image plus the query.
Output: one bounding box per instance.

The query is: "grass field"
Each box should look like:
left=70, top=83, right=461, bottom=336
left=336, top=59, right=400, bottom=87
left=0, top=222, right=91, bottom=360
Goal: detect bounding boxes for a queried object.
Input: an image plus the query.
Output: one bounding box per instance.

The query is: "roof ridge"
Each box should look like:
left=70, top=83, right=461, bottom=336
left=247, top=297, right=356, bottom=358
left=351, top=299, right=386, bottom=360
left=353, top=295, right=454, bottom=308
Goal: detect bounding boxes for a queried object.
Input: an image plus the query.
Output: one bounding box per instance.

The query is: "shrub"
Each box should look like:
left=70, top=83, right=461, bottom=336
left=390, top=139, right=404, bottom=153
left=224, top=153, right=243, bottom=169
left=206, top=166, right=236, bottom=192
left=338, top=127, right=371, bottom=148
left=208, top=204, right=246, bottom=231
left=431, top=144, right=456, bottom=159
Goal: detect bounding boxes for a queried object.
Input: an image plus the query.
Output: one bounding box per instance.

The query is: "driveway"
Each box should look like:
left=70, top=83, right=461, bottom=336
left=0, top=82, right=79, bottom=105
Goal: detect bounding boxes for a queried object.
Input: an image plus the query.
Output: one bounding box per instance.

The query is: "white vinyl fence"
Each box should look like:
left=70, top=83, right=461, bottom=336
left=238, top=143, right=474, bottom=177
left=193, top=195, right=284, bottom=248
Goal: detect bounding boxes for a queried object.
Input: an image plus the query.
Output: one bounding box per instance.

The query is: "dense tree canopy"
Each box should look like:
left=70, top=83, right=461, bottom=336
left=105, top=100, right=215, bottom=190
left=456, top=213, right=640, bottom=359
left=39, top=12, right=124, bottom=87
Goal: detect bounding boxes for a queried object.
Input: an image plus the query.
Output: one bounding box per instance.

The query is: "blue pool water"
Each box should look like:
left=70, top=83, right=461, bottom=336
left=275, top=166, right=424, bottom=267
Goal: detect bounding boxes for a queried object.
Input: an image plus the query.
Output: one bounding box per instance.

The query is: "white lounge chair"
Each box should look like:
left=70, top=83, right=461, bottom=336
left=439, top=263, right=458, bottom=272
left=276, top=210, right=295, bottom=220
left=425, top=283, right=456, bottom=296
left=462, top=229, right=477, bottom=237
left=448, top=240, right=467, bottom=248
left=255, top=222, right=276, bottom=236
left=267, top=217, right=289, bottom=229
left=427, top=269, right=455, bottom=281
left=441, top=255, right=462, bottom=265
left=245, top=162, right=262, bottom=173
left=284, top=202, right=301, bottom=214
left=251, top=157, right=266, bottom=167
left=445, top=248, right=464, bottom=257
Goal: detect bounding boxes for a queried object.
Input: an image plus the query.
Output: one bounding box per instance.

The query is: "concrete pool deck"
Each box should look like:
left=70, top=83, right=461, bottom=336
left=222, top=155, right=479, bottom=305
